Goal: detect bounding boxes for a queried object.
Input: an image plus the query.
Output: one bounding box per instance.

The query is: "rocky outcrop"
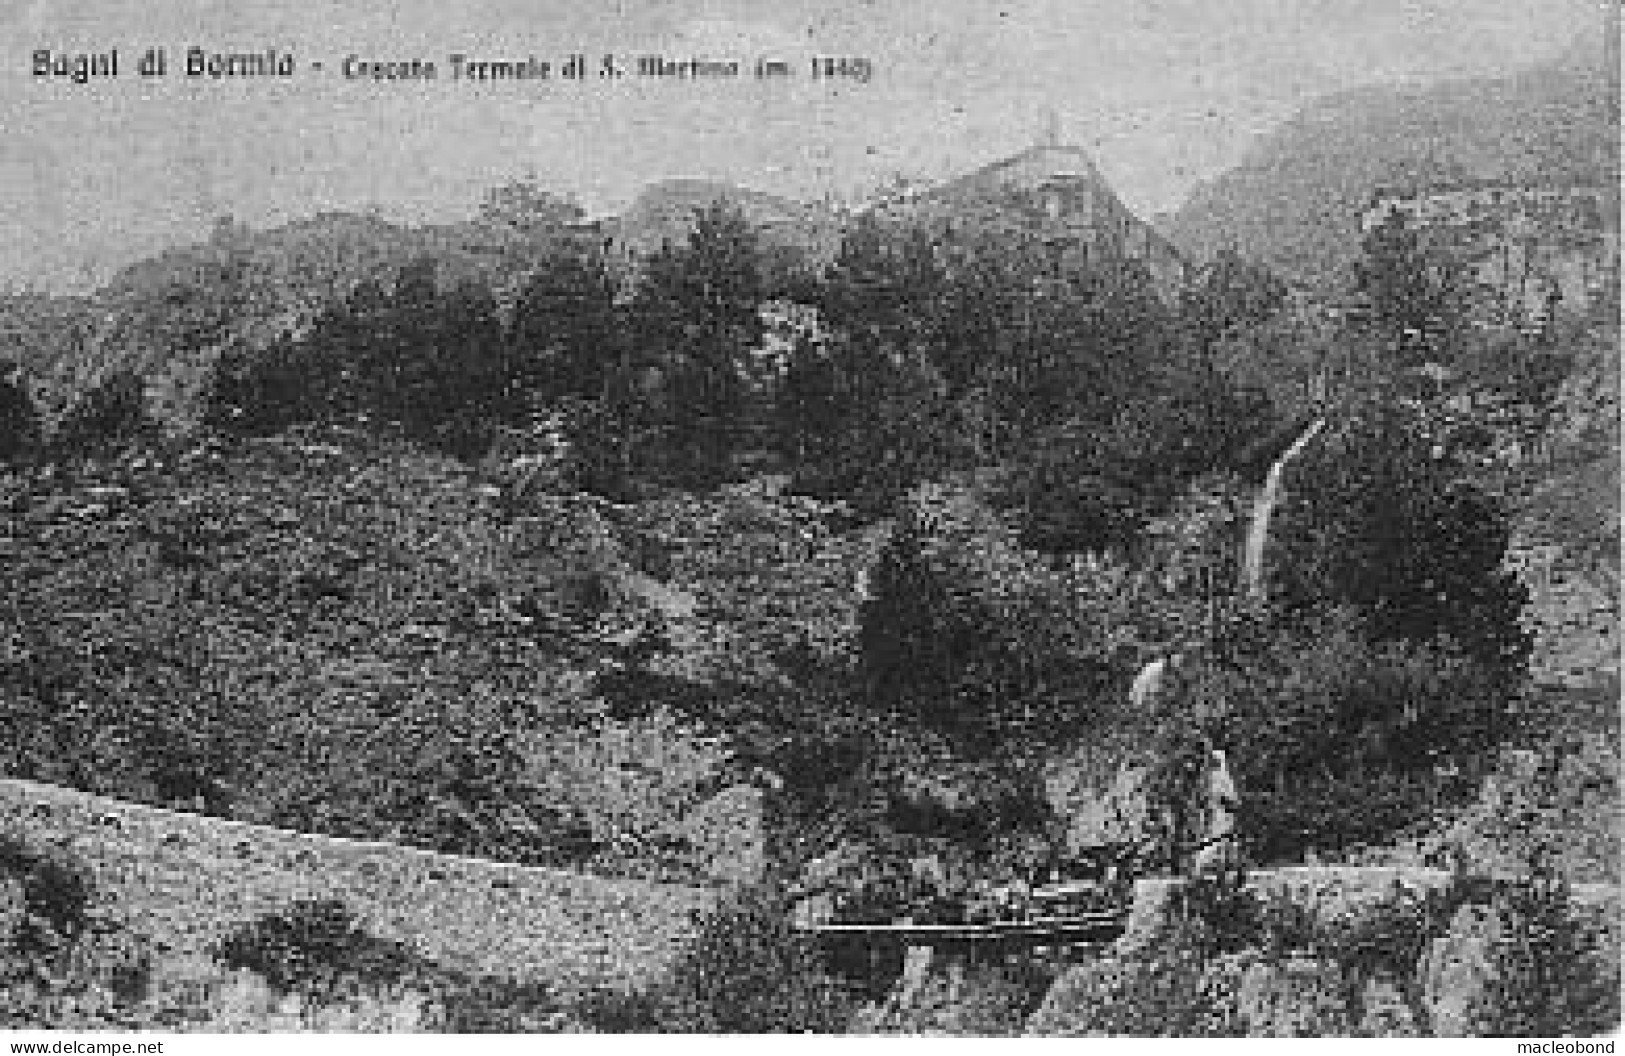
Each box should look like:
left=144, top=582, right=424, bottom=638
left=1245, top=866, right=1455, bottom=924
left=1113, top=877, right=1187, bottom=957
left=674, top=784, right=767, bottom=887
left=1417, top=901, right=1507, bottom=1036
left=855, top=953, right=1046, bottom=1036
left=1516, top=555, right=1620, bottom=689
left=1420, top=742, right=1620, bottom=887
left=1045, top=751, right=1156, bottom=861
left=1024, top=959, right=1133, bottom=1036
left=1023, top=936, right=1236, bottom=1036
left=1233, top=955, right=1354, bottom=1037
left=1358, top=978, right=1422, bottom=1037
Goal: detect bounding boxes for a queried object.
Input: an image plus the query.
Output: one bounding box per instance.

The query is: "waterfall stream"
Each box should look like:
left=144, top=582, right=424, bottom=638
left=1241, top=418, right=1325, bottom=602
left=1128, top=656, right=1169, bottom=711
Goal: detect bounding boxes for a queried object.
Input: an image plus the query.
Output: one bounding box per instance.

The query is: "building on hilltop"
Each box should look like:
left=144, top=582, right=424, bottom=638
left=874, top=141, right=1191, bottom=302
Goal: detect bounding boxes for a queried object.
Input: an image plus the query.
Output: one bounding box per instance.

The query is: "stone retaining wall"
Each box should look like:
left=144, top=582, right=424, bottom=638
left=0, top=778, right=717, bottom=996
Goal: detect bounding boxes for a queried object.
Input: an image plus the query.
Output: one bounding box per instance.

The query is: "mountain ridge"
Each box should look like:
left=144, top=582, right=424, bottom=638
left=1167, top=36, right=1619, bottom=286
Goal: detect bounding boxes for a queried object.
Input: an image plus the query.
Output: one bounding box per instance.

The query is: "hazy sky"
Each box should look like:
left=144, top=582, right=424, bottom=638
left=0, top=0, right=1605, bottom=292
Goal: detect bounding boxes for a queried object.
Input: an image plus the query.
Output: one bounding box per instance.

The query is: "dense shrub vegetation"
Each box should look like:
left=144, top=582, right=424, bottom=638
left=1270, top=402, right=1531, bottom=689
left=52, top=370, right=156, bottom=460
left=1030, top=871, right=1618, bottom=1037
left=652, top=889, right=857, bottom=1033
left=0, top=843, right=585, bottom=1033
left=216, top=900, right=416, bottom=997
left=0, top=365, right=41, bottom=463
left=212, top=900, right=570, bottom=1033
left=1190, top=605, right=1519, bottom=861
left=0, top=832, right=154, bottom=1030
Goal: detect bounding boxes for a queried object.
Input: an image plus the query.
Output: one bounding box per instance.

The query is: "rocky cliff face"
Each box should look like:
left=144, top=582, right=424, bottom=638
left=1362, top=182, right=1617, bottom=327
left=1505, top=311, right=1620, bottom=689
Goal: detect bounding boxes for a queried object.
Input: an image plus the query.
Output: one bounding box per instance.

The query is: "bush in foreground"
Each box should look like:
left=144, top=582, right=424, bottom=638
left=0, top=832, right=152, bottom=1030
left=210, top=899, right=571, bottom=1032
left=657, top=887, right=856, bottom=1033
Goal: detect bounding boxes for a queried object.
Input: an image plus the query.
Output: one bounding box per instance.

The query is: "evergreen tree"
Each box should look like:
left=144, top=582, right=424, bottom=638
left=1180, top=248, right=1288, bottom=349
left=53, top=370, right=152, bottom=457
left=211, top=259, right=509, bottom=458
left=209, top=277, right=393, bottom=434
left=932, top=224, right=1032, bottom=402
left=815, top=215, right=931, bottom=404
left=859, top=484, right=1115, bottom=752
left=206, top=335, right=326, bottom=436
left=991, top=263, right=1255, bottom=555
left=329, top=271, right=410, bottom=425
left=832, top=223, right=937, bottom=370
left=1012, top=413, right=1160, bottom=554
left=429, top=279, right=507, bottom=457
left=393, top=256, right=440, bottom=314
left=787, top=217, right=963, bottom=506
left=629, top=202, right=764, bottom=484
left=508, top=248, right=621, bottom=409
left=317, top=277, right=391, bottom=420
left=124, top=253, right=256, bottom=359
left=381, top=258, right=441, bottom=427
left=0, top=364, right=40, bottom=463
left=773, top=332, right=841, bottom=467
left=357, top=263, right=511, bottom=458
left=1271, top=401, right=1530, bottom=692
left=344, top=276, right=391, bottom=318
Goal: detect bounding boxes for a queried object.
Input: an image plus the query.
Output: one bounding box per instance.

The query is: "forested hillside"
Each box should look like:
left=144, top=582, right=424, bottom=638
left=0, top=133, right=1615, bottom=1033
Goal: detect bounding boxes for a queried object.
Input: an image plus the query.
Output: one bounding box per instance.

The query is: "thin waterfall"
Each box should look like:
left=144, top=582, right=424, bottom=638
left=1241, top=418, right=1325, bottom=602
left=1128, top=657, right=1168, bottom=711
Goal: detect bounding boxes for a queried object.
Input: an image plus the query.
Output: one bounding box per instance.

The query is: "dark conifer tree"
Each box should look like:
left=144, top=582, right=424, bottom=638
left=1180, top=247, right=1289, bottom=349
left=53, top=370, right=152, bottom=458
left=1272, top=401, right=1530, bottom=692
left=206, top=336, right=320, bottom=435
left=0, top=364, right=40, bottom=463
left=629, top=202, right=765, bottom=484
left=773, top=334, right=841, bottom=467
left=508, top=248, right=621, bottom=410
left=430, top=279, right=507, bottom=457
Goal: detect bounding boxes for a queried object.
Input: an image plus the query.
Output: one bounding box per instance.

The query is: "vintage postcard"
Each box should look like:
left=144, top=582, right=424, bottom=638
left=0, top=0, right=1618, bottom=1044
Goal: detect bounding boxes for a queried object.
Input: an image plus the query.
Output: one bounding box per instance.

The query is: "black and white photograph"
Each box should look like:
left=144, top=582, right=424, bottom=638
left=0, top=0, right=1619, bottom=1042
